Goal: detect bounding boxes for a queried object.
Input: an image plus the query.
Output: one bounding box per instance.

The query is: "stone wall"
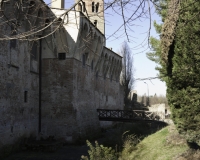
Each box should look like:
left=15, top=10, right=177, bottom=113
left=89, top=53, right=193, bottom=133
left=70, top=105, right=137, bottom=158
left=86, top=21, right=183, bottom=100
left=41, top=58, right=123, bottom=142
left=148, top=104, right=165, bottom=120
left=0, top=39, right=39, bottom=147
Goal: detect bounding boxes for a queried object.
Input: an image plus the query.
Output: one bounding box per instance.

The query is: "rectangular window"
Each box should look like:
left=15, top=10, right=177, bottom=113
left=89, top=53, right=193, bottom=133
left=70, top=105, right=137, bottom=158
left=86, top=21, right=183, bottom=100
left=82, top=54, right=85, bottom=66
left=91, top=60, right=93, bottom=70
left=58, top=53, right=66, bottom=60
left=24, top=91, right=28, bottom=103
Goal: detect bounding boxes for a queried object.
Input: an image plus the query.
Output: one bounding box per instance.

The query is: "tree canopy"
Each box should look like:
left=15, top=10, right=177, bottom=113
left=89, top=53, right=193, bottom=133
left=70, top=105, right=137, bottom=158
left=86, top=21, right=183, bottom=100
left=148, top=0, right=200, bottom=147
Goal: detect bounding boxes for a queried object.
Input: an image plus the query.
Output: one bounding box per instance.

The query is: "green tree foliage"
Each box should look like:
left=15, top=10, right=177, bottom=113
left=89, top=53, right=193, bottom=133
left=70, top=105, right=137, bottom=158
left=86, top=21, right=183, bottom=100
left=164, top=0, right=200, bottom=146
left=146, top=0, right=170, bottom=79
left=147, top=0, right=200, bottom=146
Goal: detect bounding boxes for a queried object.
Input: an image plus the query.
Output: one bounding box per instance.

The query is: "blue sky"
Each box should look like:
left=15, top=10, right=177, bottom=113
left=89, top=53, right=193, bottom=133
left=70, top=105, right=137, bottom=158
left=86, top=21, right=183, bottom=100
left=44, top=0, right=167, bottom=96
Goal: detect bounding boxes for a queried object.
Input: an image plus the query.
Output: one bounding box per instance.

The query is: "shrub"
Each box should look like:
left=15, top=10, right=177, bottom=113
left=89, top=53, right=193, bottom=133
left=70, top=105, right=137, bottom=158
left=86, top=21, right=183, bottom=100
left=81, top=140, right=118, bottom=160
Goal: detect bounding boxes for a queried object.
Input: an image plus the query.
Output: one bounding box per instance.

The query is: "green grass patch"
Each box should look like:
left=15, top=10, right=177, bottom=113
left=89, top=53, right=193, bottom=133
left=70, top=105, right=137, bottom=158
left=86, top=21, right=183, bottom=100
left=121, top=126, right=189, bottom=160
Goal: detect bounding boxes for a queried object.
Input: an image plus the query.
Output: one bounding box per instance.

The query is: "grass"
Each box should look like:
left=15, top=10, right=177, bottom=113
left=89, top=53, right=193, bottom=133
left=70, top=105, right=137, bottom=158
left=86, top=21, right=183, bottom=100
left=83, top=123, right=191, bottom=160
left=100, top=122, right=166, bottom=151
left=120, top=125, right=189, bottom=160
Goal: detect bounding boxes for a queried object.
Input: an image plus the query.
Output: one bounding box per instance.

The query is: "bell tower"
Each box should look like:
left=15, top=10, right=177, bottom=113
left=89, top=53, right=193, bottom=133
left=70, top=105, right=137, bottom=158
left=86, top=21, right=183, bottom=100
left=75, top=0, right=105, bottom=34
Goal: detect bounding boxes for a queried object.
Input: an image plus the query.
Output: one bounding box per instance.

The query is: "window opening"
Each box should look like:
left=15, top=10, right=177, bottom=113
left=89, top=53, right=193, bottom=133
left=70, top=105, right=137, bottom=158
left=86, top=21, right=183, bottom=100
left=82, top=54, right=86, bottom=66
left=92, top=2, right=95, bottom=12
left=83, top=2, right=86, bottom=12
left=58, top=53, right=66, bottom=60
left=96, top=3, right=99, bottom=12
left=45, top=19, right=50, bottom=26
left=29, top=1, right=35, bottom=8
left=91, top=60, right=93, bottom=70
left=24, top=91, right=28, bottom=103
left=94, top=20, right=97, bottom=27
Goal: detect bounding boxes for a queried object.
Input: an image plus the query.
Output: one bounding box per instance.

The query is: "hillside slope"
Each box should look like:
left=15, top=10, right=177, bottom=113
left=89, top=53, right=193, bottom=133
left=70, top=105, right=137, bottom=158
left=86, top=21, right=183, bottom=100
left=120, top=125, right=189, bottom=160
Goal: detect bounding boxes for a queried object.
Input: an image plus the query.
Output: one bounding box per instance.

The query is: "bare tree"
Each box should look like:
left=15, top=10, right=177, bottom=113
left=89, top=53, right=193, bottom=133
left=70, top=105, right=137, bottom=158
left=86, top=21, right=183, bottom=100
left=120, top=41, right=134, bottom=109
left=0, top=0, right=158, bottom=46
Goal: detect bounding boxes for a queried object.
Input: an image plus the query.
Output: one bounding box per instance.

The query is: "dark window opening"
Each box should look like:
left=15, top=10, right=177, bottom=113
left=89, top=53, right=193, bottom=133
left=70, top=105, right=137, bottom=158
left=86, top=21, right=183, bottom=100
left=29, top=1, right=35, bottom=7
left=96, top=3, right=99, bottom=12
left=106, top=95, right=108, bottom=101
left=58, top=53, right=66, bottom=60
left=94, top=20, right=97, bottom=27
left=45, top=19, right=50, bottom=26
left=82, top=54, right=86, bottom=66
left=57, top=18, right=62, bottom=24
left=92, top=2, right=95, bottom=12
left=83, top=2, right=86, bottom=12
left=91, top=60, right=93, bottom=70
left=24, top=91, right=28, bottom=103
left=110, top=75, right=113, bottom=82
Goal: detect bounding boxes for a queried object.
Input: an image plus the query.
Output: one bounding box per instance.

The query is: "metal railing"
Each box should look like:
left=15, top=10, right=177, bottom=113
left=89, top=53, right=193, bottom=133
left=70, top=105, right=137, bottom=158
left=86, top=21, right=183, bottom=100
left=97, top=109, right=164, bottom=122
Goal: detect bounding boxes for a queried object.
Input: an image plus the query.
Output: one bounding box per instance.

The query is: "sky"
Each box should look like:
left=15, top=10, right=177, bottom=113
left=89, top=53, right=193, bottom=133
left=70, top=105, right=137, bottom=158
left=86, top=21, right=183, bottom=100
left=44, top=0, right=167, bottom=96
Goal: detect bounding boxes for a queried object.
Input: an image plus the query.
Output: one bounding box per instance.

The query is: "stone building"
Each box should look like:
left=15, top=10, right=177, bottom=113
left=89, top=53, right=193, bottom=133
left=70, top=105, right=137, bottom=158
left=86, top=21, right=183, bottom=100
left=0, top=0, right=123, bottom=149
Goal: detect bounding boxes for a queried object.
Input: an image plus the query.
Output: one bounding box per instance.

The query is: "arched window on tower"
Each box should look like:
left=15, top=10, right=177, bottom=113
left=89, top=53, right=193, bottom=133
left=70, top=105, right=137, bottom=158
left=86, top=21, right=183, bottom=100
left=96, top=3, right=99, bottom=12
left=78, top=3, right=82, bottom=12
left=92, top=2, right=95, bottom=12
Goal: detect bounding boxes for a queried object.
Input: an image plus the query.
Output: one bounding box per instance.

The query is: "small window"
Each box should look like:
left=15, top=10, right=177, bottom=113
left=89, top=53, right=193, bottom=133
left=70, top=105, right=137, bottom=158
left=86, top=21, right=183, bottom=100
left=91, top=60, right=93, bottom=70
left=82, top=54, right=86, bottom=66
left=106, top=95, right=108, bottom=101
left=92, top=2, right=95, bottom=12
left=45, top=19, right=50, bottom=26
left=96, top=3, right=99, bottom=12
left=29, top=1, right=35, bottom=8
left=24, top=91, right=28, bottom=103
left=58, top=53, right=66, bottom=60
left=83, top=2, right=86, bottom=12
left=11, top=126, right=13, bottom=133
left=94, top=20, right=97, bottom=27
